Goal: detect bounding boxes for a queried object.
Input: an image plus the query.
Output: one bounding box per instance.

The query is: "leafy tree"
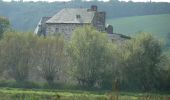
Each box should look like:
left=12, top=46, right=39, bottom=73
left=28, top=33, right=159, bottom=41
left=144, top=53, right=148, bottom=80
left=117, top=33, right=163, bottom=91
left=98, top=43, right=118, bottom=89
left=158, top=51, right=170, bottom=91
left=165, top=32, right=170, bottom=48
left=0, top=16, right=10, bottom=38
left=68, top=26, right=112, bottom=87
left=33, top=36, right=65, bottom=85
left=0, top=32, right=32, bottom=82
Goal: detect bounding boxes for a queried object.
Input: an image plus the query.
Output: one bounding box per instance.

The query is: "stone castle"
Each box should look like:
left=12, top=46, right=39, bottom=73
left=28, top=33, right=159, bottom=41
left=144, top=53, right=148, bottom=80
left=35, top=5, right=130, bottom=41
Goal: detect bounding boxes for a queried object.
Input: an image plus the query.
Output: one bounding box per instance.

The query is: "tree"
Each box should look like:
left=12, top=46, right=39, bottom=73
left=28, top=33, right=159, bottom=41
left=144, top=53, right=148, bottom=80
left=68, top=26, right=112, bottom=87
left=158, top=51, right=170, bottom=91
left=0, top=32, right=32, bottom=82
left=165, top=32, right=170, bottom=48
left=117, top=33, right=163, bottom=91
left=0, top=16, right=10, bottom=38
left=33, top=36, right=65, bottom=85
left=98, top=43, right=118, bottom=89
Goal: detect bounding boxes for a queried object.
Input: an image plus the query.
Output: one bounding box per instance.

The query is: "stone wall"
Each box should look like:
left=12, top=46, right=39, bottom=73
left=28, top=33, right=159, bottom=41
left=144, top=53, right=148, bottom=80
left=92, top=11, right=106, bottom=32
left=45, top=12, right=106, bottom=38
left=46, top=23, right=80, bottom=38
left=46, top=23, right=89, bottom=38
left=35, top=17, right=51, bottom=36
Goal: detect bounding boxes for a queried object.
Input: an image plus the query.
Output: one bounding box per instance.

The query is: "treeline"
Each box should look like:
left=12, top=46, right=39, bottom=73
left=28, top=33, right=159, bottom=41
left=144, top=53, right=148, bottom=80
left=0, top=26, right=169, bottom=91
left=0, top=0, right=170, bottom=31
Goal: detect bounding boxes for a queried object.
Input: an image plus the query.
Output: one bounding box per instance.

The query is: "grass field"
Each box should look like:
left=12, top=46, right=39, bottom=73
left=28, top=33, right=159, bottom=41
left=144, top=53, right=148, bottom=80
left=107, top=14, right=170, bottom=38
left=0, top=88, right=106, bottom=100
left=0, top=88, right=169, bottom=100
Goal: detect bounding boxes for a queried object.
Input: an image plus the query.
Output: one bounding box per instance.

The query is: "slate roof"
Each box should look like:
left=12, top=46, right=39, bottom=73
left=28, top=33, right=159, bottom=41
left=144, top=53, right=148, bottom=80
left=39, top=17, right=51, bottom=26
left=46, top=8, right=95, bottom=24
left=34, top=17, right=51, bottom=35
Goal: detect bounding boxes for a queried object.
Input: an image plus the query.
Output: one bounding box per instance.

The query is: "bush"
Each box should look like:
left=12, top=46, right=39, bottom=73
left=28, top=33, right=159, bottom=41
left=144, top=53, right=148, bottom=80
left=0, top=80, right=41, bottom=89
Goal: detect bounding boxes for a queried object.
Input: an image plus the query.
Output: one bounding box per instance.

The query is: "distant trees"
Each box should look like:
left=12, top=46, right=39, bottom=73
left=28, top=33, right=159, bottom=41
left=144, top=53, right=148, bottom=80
left=0, top=17, right=10, bottom=38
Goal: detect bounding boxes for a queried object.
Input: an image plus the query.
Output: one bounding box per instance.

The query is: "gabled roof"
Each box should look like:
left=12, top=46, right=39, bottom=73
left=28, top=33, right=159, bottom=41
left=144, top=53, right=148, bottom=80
left=39, top=17, right=51, bottom=26
left=46, top=8, right=95, bottom=24
left=34, top=17, right=51, bottom=35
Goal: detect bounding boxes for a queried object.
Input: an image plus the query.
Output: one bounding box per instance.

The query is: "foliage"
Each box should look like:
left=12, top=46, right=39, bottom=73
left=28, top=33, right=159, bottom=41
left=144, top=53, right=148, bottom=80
left=0, top=32, right=33, bottom=82
left=0, top=31, right=66, bottom=85
left=0, top=27, right=169, bottom=92
left=32, top=36, right=66, bottom=85
left=158, top=51, right=170, bottom=91
left=68, top=26, right=113, bottom=87
left=0, top=16, right=10, bottom=38
left=98, top=43, right=117, bottom=89
left=116, top=33, right=164, bottom=91
left=0, top=80, right=41, bottom=89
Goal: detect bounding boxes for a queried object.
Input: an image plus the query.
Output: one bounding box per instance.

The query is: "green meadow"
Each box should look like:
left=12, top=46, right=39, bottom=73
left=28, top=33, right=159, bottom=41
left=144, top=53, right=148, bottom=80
left=107, top=14, right=170, bottom=38
left=0, top=88, right=169, bottom=100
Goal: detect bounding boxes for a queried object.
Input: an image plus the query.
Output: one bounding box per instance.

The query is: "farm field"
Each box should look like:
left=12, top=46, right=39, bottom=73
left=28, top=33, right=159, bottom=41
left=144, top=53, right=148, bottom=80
left=0, top=88, right=169, bottom=100
left=107, top=14, right=170, bottom=38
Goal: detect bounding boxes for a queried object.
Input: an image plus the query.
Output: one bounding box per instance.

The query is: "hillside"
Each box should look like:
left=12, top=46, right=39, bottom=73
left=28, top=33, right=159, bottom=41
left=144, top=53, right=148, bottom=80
left=107, top=14, right=170, bottom=39
left=0, top=1, right=170, bottom=31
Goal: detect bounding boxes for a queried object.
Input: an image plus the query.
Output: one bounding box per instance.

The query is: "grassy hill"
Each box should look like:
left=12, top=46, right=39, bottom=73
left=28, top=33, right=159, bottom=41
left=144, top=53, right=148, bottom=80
left=107, top=14, right=170, bottom=39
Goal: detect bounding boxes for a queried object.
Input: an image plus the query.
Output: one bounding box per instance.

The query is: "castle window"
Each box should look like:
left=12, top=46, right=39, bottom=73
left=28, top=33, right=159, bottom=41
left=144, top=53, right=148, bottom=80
left=76, top=15, right=81, bottom=19
left=55, top=28, right=59, bottom=33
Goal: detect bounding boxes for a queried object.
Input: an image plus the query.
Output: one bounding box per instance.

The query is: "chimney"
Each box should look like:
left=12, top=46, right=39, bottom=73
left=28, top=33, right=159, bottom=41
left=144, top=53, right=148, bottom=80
left=91, top=5, right=97, bottom=11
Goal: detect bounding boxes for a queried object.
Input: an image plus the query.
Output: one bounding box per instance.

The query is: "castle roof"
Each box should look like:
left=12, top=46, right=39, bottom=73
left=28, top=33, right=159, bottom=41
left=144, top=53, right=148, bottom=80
left=46, top=8, right=95, bottom=24
left=34, top=17, right=51, bottom=35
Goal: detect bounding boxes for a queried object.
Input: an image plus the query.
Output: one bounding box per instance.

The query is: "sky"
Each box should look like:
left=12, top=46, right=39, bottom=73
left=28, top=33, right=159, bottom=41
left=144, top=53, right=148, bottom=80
left=2, top=0, right=170, bottom=2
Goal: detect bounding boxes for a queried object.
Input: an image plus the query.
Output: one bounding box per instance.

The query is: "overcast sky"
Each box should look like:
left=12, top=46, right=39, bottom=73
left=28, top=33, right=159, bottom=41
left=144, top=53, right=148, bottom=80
left=2, top=0, right=170, bottom=2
